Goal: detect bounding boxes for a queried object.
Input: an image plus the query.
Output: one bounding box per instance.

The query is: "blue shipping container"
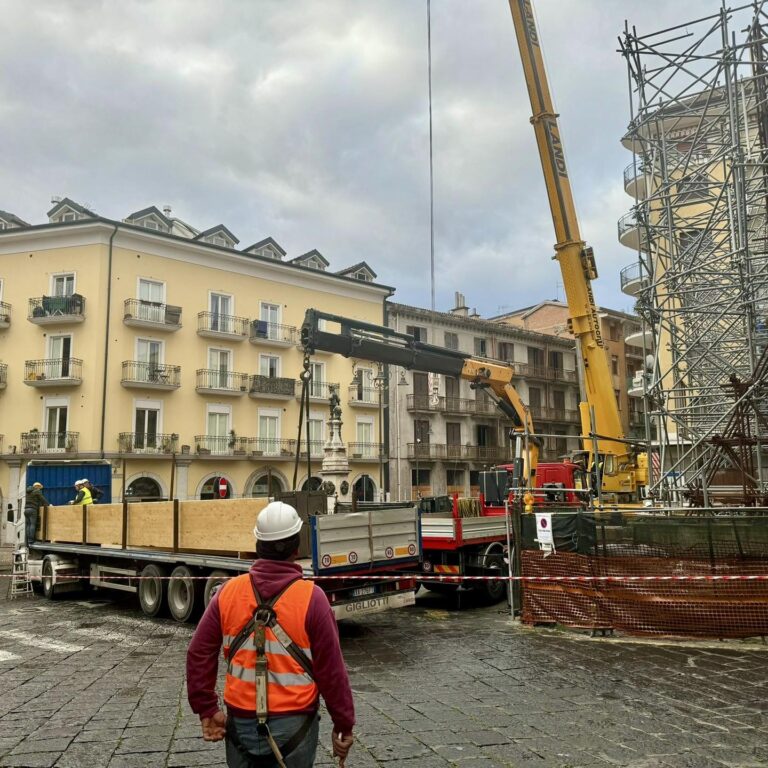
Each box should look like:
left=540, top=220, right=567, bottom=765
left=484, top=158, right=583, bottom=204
left=26, top=463, right=112, bottom=506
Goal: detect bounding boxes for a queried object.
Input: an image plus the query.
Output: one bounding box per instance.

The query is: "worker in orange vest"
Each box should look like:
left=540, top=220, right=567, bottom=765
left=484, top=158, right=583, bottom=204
left=187, top=501, right=355, bottom=767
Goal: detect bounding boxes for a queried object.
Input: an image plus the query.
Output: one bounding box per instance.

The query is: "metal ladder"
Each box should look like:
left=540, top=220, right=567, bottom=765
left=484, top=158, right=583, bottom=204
left=8, top=549, right=33, bottom=599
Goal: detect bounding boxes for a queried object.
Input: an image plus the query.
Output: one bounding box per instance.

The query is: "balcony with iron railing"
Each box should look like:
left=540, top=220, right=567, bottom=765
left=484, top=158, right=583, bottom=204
left=406, top=393, right=444, bottom=412
left=0, top=300, right=11, bottom=328
left=300, top=381, right=340, bottom=402
left=197, top=311, right=250, bottom=341
left=620, top=262, right=650, bottom=298
left=121, top=361, right=181, bottom=390
left=628, top=371, right=649, bottom=397
left=0, top=362, right=6, bottom=390
left=196, top=369, right=249, bottom=396
left=21, top=430, right=79, bottom=454
left=249, top=375, right=296, bottom=400
left=529, top=405, right=580, bottom=423
left=24, top=358, right=83, bottom=387
left=123, top=298, right=182, bottom=331
left=407, top=442, right=445, bottom=460
left=195, top=434, right=252, bottom=455
left=347, top=442, right=385, bottom=461
left=0, top=434, right=3, bottom=452
left=623, top=161, right=650, bottom=198
left=118, top=432, right=179, bottom=454
left=249, top=438, right=297, bottom=458
left=513, top=362, right=554, bottom=379
left=617, top=211, right=650, bottom=253
left=28, top=295, right=85, bottom=325
left=348, top=385, right=380, bottom=408
left=444, top=396, right=478, bottom=415
left=299, top=440, right=326, bottom=457
left=250, top=320, right=297, bottom=347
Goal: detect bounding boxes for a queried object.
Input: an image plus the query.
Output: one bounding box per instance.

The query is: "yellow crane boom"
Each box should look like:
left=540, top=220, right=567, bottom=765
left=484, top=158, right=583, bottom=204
left=507, top=0, right=645, bottom=499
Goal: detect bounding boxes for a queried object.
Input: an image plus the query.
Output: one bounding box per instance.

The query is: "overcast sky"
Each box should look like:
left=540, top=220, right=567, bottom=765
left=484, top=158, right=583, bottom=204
left=1, top=0, right=708, bottom=317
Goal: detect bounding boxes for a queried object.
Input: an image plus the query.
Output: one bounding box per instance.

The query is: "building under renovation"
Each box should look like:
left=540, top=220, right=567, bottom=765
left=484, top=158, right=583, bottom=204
left=619, top=4, right=768, bottom=505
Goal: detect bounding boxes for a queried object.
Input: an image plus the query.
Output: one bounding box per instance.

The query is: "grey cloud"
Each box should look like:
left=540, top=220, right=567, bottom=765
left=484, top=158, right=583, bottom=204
left=1, top=0, right=709, bottom=313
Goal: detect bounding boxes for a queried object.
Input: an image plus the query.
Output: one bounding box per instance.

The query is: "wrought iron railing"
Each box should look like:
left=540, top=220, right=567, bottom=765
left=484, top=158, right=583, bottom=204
left=24, top=358, right=83, bottom=381
left=299, top=440, right=326, bottom=457
left=250, top=375, right=296, bottom=397
left=118, top=432, right=179, bottom=454
left=0, top=300, right=11, bottom=324
left=250, top=320, right=297, bottom=344
left=21, top=431, right=78, bottom=453
left=249, top=438, right=297, bottom=457
left=196, top=369, right=249, bottom=391
left=305, top=381, right=340, bottom=400
left=0, top=362, right=6, bottom=387
left=347, top=442, right=384, bottom=459
left=28, top=294, right=85, bottom=320
left=194, top=435, right=251, bottom=454
left=197, top=311, right=250, bottom=337
left=407, top=443, right=445, bottom=460
left=121, top=361, right=181, bottom=387
left=620, top=262, right=646, bottom=289
left=348, top=385, right=380, bottom=405
left=124, top=298, right=182, bottom=326
left=406, top=394, right=444, bottom=411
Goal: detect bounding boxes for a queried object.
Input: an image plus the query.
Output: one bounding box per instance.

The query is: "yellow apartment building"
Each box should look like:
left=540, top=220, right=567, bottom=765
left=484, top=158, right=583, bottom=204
left=0, top=199, right=390, bottom=528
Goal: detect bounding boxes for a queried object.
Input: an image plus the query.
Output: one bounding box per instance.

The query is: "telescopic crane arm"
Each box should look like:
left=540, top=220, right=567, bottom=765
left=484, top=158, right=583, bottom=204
left=301, top=309, right=539, bottom=474
left=507, top=0, right=643, bottom=494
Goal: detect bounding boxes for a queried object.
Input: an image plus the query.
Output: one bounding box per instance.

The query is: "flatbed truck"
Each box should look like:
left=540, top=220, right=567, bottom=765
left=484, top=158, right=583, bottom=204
left=25, top=495, right=420, bottom=622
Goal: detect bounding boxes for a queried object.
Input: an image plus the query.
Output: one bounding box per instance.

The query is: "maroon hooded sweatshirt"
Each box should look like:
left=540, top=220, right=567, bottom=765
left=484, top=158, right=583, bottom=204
left=186, top=559, right=355, bottom=735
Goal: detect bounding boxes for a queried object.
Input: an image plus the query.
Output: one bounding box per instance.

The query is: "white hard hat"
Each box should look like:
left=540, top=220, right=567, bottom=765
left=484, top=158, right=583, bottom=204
left=253, top=501, right=303, bottom=541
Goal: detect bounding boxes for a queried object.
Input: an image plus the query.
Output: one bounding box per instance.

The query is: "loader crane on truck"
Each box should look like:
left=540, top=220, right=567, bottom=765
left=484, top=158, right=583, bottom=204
left=507, top=0, right=648, bottom=502
left=301, top=308, right=558, bottom=601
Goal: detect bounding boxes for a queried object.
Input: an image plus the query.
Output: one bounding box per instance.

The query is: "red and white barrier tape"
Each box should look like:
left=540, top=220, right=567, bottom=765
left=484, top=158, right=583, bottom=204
left=3, top=573, right=768, bottom=582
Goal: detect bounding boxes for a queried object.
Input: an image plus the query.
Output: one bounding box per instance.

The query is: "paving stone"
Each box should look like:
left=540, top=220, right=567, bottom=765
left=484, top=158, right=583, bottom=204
left=0, top=755, right=61, bottom=768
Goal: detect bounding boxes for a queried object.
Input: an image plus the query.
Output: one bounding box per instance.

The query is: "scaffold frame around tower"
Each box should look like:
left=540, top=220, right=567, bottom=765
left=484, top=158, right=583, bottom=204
left=619, top=2, right=768, bottom=505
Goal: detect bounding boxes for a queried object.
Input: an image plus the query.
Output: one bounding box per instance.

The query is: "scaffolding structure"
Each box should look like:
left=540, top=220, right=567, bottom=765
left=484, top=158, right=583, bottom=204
left=619, top=3, right=768, bottom=505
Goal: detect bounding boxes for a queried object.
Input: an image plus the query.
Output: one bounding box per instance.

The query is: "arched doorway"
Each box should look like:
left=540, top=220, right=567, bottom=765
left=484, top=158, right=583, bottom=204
left=353, top=474, right=376, bottom=502
left=126, top=476, right=163, bottom=501
left=200, top=475, right=233, bottom=500
left=301, top=476, right=322, bottom=491
left=249, top=473, right=284, bottom=498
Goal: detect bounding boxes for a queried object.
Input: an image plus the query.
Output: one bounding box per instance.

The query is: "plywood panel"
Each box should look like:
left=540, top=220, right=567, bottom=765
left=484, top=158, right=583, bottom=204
left=179, top=498, right=268, bottom=552
left=127, top=502, right=174, bottom=549
left=46, top=505, right=83, bottom=543
left=86, top=504, right=123, bottom=547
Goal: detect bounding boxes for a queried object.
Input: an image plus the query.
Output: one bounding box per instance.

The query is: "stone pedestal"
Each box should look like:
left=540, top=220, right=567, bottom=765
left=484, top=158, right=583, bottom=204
left=320, top=404, right=351, bottom=512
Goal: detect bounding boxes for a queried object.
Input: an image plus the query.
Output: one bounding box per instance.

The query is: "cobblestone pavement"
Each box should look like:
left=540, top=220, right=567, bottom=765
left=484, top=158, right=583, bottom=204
left=0, top=584, right=767, bottom=768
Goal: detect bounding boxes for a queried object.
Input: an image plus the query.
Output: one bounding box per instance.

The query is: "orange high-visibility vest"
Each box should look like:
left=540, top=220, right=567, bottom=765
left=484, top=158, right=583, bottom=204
left=219, top=574, right=318, bottom=714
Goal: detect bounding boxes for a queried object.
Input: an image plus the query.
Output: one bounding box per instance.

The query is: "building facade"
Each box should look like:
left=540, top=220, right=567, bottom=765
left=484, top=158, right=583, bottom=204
left=493, top=300, right=650, bottom=440
left=387, top=297, right=580, bottom=501
left=0, top=199, right=390, bottom=537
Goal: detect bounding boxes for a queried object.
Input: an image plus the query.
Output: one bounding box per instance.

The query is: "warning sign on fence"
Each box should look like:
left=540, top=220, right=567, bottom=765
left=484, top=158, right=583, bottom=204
left=535, top=512, right=555, bottom=554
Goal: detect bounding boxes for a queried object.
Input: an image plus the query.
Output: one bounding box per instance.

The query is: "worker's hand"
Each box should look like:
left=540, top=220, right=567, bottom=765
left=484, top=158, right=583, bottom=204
left=332, top=731, right=354, bottom=765
left=200, top=710, right=227, bottom=742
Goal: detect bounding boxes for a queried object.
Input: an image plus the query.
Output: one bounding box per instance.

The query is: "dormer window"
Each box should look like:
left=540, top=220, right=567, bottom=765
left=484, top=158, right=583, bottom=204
left=354, top=270, right=371, bottom=281
left=306, top=257, right=325, bottom=270
left=61, top=211, right=78, bottom=222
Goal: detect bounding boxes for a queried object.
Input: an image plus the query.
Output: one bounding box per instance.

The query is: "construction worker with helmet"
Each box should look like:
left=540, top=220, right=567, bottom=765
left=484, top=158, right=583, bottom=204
left=68, top=480, right=93, bottom=506
left=187, top=501, right=355, bottom=767
left=22, top=481, right=49, bottom=550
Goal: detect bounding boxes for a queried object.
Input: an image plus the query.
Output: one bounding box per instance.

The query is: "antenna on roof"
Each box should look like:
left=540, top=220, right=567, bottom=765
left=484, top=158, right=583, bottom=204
left=51, top=195, right=62, bottom=204
left=163, top=205, right=172, bottom=217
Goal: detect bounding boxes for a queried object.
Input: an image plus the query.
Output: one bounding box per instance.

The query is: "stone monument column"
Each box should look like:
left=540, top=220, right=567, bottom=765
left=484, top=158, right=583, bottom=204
left=320, top=389, right=352, bottom=512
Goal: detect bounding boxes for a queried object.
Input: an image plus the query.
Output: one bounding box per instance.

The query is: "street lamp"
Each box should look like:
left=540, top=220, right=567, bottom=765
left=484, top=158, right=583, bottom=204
left=415, top=437, right=421, bottom=500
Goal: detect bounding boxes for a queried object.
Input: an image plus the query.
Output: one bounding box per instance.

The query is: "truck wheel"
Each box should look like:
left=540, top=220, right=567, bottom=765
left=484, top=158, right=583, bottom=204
left=203, top=570, right=230, bottom=607
left=481, top=553, right=506, bottom=604
left=167, top=565, right=201, bottom=623
left=42, top=558, right=58, bottom=600
left=138, top=564, right=167, bottom=617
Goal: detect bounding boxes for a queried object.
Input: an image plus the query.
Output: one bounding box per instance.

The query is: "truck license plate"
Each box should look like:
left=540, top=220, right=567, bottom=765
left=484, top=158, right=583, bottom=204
left=351, top=585, right=376, bottom=598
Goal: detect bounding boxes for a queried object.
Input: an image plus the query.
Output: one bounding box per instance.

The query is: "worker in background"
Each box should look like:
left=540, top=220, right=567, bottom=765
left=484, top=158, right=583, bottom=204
left=69, top=480, right=93, bottom=506
left=82, top=478, right=104, bottom=503
left=23, top=481, right=49, bottom=550
left=187, top=501, right=355, bottom=767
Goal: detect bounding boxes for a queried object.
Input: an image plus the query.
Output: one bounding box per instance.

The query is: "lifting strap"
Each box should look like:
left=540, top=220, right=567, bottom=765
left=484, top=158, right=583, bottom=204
left=226, top=576, right=315, bottom=768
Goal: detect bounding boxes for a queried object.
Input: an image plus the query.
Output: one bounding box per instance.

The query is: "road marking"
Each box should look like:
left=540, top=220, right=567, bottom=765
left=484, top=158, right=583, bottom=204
left=0, top=650, right=20, bottom=663
left=0, top=630, right=85, bottom=654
